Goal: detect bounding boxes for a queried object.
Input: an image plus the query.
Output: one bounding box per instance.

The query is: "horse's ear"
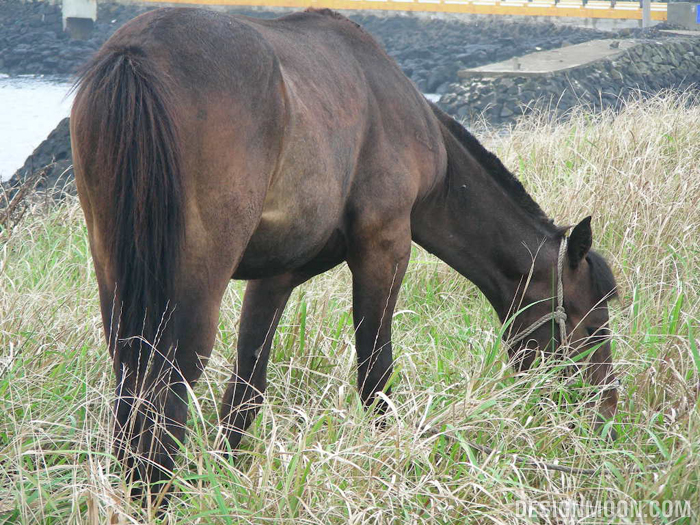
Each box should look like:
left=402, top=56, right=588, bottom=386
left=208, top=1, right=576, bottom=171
left=568, top=216, right=592, bottom=268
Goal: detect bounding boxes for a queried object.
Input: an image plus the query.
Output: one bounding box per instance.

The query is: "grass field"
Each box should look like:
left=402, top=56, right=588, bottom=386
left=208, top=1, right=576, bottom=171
left=1, top=94, right=699, bottom=524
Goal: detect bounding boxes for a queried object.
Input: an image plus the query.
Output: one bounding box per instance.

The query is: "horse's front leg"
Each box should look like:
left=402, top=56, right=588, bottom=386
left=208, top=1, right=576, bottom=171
left=347, top=223, right=411, bottom=414
left=220, top=275, right=296, bottom=451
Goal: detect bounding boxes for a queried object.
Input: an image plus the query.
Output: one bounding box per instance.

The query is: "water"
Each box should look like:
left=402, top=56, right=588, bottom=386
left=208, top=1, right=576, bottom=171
left=0, top=75, right=74, bottom=182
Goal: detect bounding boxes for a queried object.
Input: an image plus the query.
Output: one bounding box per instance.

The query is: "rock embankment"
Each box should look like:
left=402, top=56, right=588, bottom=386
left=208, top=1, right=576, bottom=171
left=439, top=38, right=700, bottom=125
left=0, top=1, right=139, bottom=76
left=1, top=0, right=612, bottom=89
left=352, top=15, right=614, bottom=93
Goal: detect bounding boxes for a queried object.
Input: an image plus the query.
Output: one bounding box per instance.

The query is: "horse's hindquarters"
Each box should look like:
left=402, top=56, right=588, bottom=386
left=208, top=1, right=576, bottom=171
left=70, top=7, right=288, bottom=499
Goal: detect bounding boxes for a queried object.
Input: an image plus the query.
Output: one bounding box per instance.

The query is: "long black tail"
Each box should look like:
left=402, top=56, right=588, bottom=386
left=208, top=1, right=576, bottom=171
left=73, top=46, right=184, bottom=373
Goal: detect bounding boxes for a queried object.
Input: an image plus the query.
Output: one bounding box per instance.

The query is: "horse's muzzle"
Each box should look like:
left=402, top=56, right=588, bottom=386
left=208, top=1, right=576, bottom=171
left=592, top=380, right=619, bottom=440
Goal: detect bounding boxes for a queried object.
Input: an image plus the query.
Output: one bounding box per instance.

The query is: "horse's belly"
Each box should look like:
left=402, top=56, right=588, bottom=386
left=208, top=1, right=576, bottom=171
left=234, top=228, right=346, bottom=280
left=233, top=187, right=345, bottom=280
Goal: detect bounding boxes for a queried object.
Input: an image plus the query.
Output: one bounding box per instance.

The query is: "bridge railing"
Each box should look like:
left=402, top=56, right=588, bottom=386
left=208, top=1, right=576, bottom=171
left=142, top=0, right=667, bottom=20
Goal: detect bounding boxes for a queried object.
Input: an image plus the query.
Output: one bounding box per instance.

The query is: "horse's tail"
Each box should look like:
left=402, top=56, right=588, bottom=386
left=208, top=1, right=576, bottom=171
left=73, top=46, right=184, bottom=373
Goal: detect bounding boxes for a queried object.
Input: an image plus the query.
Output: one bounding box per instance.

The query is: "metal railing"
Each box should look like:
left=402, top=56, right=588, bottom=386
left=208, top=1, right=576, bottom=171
left=142, top=0, right=667, bottom=20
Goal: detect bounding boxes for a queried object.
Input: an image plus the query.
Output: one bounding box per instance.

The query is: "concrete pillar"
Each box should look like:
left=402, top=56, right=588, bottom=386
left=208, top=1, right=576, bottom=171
left=641, top=0, right=651, bottom=28
left=667, top=2, right=700, bottom=30
left=62, top=0, right=97, bottom=39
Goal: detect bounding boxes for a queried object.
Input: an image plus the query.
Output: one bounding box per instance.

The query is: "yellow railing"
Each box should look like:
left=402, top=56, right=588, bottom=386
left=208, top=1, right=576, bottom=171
left=142, top=0, right=667, bottom=20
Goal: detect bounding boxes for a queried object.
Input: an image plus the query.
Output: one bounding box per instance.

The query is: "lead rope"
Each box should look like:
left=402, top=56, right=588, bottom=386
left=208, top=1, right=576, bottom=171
left=505, top=237, right=569, bottom=349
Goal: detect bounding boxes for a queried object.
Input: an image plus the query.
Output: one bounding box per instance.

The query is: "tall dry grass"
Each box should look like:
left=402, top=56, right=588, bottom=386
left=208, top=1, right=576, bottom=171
left=0, top=93, right=698, bottom=523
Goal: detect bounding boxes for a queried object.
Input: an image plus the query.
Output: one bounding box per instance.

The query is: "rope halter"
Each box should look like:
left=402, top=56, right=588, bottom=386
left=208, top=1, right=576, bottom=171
left=503, top=236, right=622, bottom=396
left=505, top=236, right=568, bottom=350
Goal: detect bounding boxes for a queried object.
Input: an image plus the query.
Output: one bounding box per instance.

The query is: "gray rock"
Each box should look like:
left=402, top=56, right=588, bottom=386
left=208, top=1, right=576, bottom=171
left=457, top=105, right=471, bottom=118
left=500, top=105, right=514, bottom=118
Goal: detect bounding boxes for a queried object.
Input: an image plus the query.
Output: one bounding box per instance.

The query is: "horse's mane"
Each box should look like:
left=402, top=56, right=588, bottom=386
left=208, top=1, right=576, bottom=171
left=428, top=102, right=557, bottom=231
left=304, top=8, right=362, bottom=30
left=587, top=250, right=618, bottom=300
left=428, top=104, right=618, bottom=300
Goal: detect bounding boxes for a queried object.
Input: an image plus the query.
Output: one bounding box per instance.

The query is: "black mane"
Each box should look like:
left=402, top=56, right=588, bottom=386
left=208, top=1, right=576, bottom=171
left=587, top=250, right=618, bottom=301
left=429, top=104, right=618, bottom=299
left=428, top=102, right=555, bottom=229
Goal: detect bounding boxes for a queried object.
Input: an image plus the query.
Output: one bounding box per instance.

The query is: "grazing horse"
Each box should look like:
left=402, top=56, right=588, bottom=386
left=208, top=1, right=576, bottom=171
left=70, top=7, right=619, bottom=498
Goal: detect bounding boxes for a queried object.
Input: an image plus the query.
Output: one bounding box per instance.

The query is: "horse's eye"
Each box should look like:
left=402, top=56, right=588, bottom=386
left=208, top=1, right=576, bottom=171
left=586, top=327, right=610, bottom=344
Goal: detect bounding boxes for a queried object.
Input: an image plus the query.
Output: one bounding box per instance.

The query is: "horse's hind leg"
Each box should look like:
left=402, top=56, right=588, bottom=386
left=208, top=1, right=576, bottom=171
left=112, top=281, right=229, bottom=499
left=219, top=275, right=296, bottom=450
left=97, top=223, right=262, bottom=500
left=90, top=279, right=145, bottom=475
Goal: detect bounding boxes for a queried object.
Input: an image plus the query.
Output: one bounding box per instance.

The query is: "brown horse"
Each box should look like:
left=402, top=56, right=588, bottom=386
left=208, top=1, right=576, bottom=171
left=70, top=7, right=619, bottom=498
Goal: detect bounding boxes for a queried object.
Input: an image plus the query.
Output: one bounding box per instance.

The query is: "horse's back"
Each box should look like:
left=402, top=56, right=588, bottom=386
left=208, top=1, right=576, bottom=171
left=73, top=7, right=446, bottom=281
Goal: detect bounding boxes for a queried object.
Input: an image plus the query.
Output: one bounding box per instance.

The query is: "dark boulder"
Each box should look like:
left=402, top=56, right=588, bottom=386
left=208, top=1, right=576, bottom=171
left=4, top=118, right=75, bottom=196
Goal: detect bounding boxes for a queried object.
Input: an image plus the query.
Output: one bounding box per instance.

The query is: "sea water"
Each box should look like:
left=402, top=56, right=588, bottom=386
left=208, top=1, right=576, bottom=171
left=0, top=75, right=73, bottom=182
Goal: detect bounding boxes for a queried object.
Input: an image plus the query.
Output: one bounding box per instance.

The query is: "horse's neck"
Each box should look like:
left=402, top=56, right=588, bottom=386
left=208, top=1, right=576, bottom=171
left=412, top=127, right=557, bottom=319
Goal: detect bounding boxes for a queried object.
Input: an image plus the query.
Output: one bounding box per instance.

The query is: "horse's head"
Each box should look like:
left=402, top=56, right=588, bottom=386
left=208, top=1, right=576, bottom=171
left=506, top=216, right=619, bottom=439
